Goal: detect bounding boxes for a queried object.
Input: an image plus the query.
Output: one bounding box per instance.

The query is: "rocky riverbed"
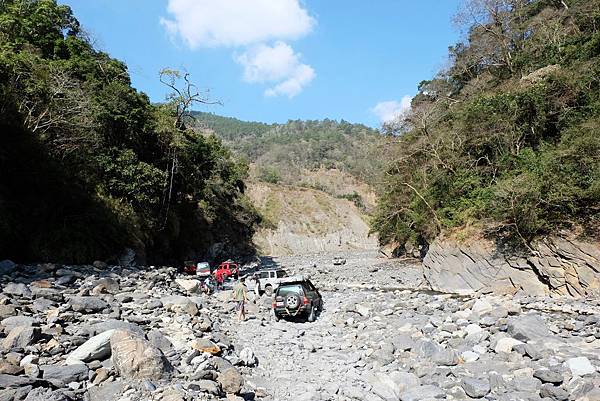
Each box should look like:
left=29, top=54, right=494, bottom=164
left=1, top=252, right=599, bottom=401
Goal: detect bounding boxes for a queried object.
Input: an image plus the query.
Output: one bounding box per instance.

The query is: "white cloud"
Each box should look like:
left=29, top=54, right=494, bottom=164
left=235, top=42, right=315, bottom=98
left=371, top=96, right=413, bottom=123
left=161, top=0, right=315, bottom=48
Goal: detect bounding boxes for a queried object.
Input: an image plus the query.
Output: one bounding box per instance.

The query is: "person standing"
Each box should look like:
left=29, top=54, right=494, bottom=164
left=252, top=274, right=261, bottom=299
left=233, top=277, right=249, bottom=321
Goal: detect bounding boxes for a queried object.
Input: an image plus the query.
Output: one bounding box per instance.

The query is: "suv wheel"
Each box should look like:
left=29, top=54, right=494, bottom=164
left=265, top=285, right=273, bottom=296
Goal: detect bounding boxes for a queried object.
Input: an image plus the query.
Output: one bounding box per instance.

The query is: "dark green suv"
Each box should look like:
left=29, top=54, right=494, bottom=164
left=272, top=276, right=323, bottom=322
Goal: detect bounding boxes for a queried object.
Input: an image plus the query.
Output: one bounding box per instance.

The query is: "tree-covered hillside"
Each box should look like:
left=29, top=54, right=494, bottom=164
left=373, top=0, right=600, bottom=248
left=193, top=112, right=390, bottom=186
left=0, top=0, right=259, bottom=263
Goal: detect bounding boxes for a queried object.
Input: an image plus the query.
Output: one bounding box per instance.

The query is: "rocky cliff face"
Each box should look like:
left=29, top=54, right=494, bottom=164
left=423, top=236, right=600, bottom=297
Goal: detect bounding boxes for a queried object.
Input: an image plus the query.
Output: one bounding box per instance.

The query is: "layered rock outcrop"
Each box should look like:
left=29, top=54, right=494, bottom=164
left=423, top=236, right=600, bottom=297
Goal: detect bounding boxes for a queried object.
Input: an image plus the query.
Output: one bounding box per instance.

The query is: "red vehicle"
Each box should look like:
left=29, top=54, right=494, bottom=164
left=213, top=260, right=239, bottom=282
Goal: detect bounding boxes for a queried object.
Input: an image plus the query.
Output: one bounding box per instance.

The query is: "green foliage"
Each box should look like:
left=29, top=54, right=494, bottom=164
left=374, top=0, right=600, bottom=246
left=257, top=166, right=281, bottom=184
left=193, top=112, right=388, bottom=186
left=0, top=0, right=258, bottom=263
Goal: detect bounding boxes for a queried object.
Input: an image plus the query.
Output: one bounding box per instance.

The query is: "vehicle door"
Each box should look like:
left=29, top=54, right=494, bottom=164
left=304, top=281, right=322, bottom=309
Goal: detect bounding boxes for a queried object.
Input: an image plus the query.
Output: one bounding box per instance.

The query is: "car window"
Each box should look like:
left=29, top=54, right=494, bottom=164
left=276, top=270, right=287, bottom=278
left=259, top=272, right=269, bottom=279
left=277, top=284, right=304, bottom=296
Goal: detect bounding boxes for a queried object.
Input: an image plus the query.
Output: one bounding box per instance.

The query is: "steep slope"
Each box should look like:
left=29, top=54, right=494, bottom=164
left=247, top=182, right=378, bottom=255
left=192, top=113, right=388, bottom=255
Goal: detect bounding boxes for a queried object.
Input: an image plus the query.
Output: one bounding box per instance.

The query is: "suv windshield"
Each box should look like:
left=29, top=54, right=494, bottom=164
left=277, top=284, right=304, bottom=296
left=276, top=270, right=287, bottom=278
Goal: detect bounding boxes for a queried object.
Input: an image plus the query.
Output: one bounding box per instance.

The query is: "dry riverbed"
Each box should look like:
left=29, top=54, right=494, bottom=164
left=0, top=253, right=599, bottom=401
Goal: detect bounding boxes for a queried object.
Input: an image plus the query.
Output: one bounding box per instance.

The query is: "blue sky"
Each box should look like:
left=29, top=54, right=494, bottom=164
left=60, top=0, right=461, bottom=127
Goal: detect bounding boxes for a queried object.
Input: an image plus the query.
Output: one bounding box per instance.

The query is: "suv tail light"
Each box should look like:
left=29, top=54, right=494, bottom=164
left=303, top=297, right=310, bottom=305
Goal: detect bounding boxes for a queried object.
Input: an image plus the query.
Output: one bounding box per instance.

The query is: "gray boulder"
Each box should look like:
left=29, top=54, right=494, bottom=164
left=217, top=367, right=243, bottom=394
left=66, top=330, right=114, bottom=364
left=1, top=316, right=37, bottom=333
left=1, top=326, right=39, bottom=351
left=40, top=364, right=89, bottom=386
left=507, top=314, right=551, bottom=341
left=461, top=378, right=491, bottom=398
left=110, top=330, right=171, bottom=380
left=69, top=296, right=108, bottom=313
left=3, top=283, right=32, bottom=298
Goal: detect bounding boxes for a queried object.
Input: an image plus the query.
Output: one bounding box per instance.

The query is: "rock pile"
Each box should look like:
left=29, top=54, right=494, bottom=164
left=228, top=253, right=600, bottom=401
left=0, top=260, right=254, bottom=401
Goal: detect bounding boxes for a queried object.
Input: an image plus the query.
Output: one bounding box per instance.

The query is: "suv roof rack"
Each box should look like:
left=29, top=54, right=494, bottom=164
left=277, top=274, right=311, bottom=284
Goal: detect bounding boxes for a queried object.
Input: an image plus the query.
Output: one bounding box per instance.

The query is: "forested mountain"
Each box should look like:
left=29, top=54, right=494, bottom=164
left=193, top=112, right=390, bottom=186
left=0, top=0, right=259, bottom=263
left=373, top=0, right=600, bottom=248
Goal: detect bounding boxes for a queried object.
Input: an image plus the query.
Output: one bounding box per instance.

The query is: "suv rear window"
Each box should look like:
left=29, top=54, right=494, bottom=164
left=277, top=284, right=304, bottom=296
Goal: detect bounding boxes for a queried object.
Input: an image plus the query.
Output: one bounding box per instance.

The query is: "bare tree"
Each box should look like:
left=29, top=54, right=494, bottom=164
left=157, top=68, right=221, bottom=229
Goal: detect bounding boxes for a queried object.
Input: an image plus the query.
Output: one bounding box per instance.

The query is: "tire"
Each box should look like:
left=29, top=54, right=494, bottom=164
left=284, top=293, right=301, bottom=310
left=307, top=306, right=316, bottom=322
left=274, top=313, right=280, bottom=322
left=265, top=285, right=273, bottom=296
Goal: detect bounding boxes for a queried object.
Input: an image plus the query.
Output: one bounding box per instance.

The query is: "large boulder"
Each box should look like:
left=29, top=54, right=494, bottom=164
left=507, top=314, right=552, bottom=341
left=217, top=367, right=243, bottom=394
left=68, top=296, right=108, bottom=313
left=3, top=283, right=32, bottom=298
left=40, top=364, right=89, bottom=386
left=66, top=330, right=115, bottom=365
left=423, top=236, right=600, bottom=297
left=110, top=330, right=171, bottom=380
left=1, top=326, right=40, bottom=351
left=161, top=296, right=198, bottom=316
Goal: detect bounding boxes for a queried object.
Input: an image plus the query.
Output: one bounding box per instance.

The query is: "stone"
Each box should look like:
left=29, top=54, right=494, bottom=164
left=391, top=334, right=414, bottom=351
left=189, top=380, right=221, bottom=395
left=66, top=329, right=114, bottom=364
left=218, top=367, right=243, bottom=394
left=91, top=319, right=144, bottom=336
left=175, top=279, right=200, bottom=293
left=461, top=378, right=490, bottom=398
left=565, top=357, right=596, bottom=376
left=161, top=296, right=198, bottom=316
left=401, top=385, right=444, bottom=401
left=1, top=316, right=36, bottom=332
left=239, top=347, right=257, bottom=367
left=461, top=351, right=480, bottom=362
left=1, top=326, right=39, bottom=351
left=0, top=362, right=23, bottom=375
left=94, top=278, right=120, bottom=293
left=355, top=304, right=371, bottom=317
left=494, top=337, right=523, bottom=353
left=471, top=299, right=493, bottom=315
left=533, top=369, right=563, bottom=384
left=147, top=330, right=174, bottom=354
left=540, top=384, right=569, bottom=401
left=19, top=355, right=38, bottom=367
left=424, top=236, right=600, bottom=296
left=0, top=306, right=16, bottom=320
left=191, top=338, right=220, bottom=355
left=87, top=381, right=124, bottom=401
left=0, top=373, right=36, bottom=389
left=507, top=314, right=552, bottom=341
left=110, top=330, right=171, bottom=380
left=40, top=364, right=89, bottom=386
left=69, top=296, right=108, bottom=313
left=432, top=349, right=459, bottom=366
left=3, top=283, right=32, bottom=298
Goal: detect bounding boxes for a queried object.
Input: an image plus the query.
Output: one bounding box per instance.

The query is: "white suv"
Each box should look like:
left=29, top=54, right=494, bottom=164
left=247, top=269, right=288, bottom=296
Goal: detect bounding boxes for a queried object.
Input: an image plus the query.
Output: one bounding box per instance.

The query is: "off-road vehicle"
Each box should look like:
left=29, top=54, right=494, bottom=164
left=272, top=276, right=323, bottom=322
